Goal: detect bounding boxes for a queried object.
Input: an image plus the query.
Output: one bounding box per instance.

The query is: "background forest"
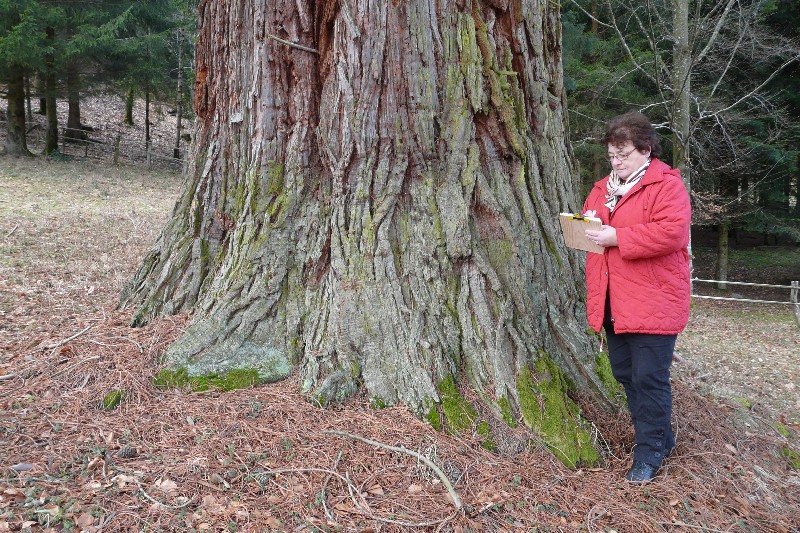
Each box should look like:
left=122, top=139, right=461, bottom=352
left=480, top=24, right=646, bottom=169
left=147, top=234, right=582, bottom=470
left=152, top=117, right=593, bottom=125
left=1, top=0, right=196, bottom=161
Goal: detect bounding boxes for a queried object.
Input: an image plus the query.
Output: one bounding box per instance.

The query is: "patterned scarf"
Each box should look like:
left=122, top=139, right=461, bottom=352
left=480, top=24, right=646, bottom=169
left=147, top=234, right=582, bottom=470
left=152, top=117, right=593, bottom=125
left=605, top=159, right=651, bottom=211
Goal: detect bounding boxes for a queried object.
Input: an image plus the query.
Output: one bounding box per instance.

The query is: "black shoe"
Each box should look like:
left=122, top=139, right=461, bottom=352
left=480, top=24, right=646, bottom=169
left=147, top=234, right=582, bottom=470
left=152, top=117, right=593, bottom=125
left=625, top=460, right=659, bottom=484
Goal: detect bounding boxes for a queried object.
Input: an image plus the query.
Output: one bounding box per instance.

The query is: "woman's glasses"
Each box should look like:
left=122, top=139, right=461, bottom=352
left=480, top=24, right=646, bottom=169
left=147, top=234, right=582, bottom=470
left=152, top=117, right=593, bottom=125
left=608, top=148, right=636, bottom=162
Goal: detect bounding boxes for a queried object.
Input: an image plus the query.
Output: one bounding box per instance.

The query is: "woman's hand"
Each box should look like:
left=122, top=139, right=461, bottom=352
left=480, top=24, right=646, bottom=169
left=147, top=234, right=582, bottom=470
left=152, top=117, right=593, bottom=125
left=585, top=225, right=618, bottom=248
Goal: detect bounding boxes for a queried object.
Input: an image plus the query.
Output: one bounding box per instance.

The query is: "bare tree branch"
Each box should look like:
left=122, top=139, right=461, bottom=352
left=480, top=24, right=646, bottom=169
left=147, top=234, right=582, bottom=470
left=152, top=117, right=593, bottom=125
left=603, top=0, right=660, bottom=86
left=695, top=0, right=738, bottom=64
left=694, top=54, right=800, bottom=131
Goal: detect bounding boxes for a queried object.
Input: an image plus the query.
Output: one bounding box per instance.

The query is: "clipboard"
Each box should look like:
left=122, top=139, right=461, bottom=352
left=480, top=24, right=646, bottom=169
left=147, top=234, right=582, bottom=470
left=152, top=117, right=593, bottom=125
left=559, top=213, right=604, bottom=254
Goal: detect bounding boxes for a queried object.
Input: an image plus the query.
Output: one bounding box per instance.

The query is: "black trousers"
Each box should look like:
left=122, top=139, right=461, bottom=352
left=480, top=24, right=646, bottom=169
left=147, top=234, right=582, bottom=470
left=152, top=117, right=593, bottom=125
left=605, top=324, right=676, bottom=467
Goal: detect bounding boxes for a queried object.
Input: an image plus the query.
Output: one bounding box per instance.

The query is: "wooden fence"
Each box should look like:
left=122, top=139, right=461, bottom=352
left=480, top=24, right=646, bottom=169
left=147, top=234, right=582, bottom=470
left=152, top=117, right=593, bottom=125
left=692, top=278, right=800, bottom=328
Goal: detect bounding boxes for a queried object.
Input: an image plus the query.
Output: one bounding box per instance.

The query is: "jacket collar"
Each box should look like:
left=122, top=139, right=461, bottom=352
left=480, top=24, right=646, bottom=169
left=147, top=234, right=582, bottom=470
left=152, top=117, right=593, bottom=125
left=593, top=158, right=672, bottom=191
left=591, top=158, right=679, bottom=215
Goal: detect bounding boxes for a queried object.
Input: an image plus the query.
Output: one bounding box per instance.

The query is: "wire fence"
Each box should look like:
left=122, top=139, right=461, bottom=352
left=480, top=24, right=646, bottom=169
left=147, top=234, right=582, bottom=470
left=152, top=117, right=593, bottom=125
left=692, top=278, right=800, bottom=327
left=1, top=119, right=187, bottom=173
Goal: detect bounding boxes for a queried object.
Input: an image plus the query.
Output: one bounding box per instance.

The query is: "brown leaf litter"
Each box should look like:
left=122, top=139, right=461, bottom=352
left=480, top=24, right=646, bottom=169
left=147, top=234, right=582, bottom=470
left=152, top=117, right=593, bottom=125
left=1, top=305, right=798, bottom=532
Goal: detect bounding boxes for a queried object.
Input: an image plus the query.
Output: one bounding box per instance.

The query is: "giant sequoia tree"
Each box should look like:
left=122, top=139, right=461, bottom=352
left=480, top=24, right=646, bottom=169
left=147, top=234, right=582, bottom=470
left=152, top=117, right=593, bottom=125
left=124, top=0, right=611, bottom=464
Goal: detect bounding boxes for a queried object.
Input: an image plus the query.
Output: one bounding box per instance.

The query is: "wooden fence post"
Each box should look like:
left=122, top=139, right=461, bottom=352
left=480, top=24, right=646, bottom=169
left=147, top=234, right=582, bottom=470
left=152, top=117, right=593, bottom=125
left=792, top=281, right=800, bottom=328
left=113, top=135, right=121, bottom=165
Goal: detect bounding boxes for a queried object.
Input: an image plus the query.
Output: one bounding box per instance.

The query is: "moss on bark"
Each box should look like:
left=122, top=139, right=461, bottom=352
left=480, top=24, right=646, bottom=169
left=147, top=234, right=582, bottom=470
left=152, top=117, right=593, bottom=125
left=154, top=367, right=261, bottom=392
left=517, top=360, right=598, bottom=467
left=595, top=351, right=624, bottom=401
left=438, top=375, right=478, bottom=433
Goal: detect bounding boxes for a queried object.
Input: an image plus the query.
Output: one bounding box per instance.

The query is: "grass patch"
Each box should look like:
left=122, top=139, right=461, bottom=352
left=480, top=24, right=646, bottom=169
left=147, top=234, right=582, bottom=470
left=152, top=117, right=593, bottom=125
left=726, top=247, right=800, bottom=271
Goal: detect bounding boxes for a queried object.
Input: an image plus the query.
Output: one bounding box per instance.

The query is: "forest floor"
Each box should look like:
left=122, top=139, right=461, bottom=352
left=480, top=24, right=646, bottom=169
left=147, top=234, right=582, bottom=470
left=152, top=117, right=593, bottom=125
left=0, top=154, right=799, bottom=532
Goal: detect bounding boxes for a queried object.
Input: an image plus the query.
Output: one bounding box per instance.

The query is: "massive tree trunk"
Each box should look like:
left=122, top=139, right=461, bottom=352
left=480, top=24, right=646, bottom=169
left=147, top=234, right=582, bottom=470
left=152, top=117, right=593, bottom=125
left=4, top=65, right=31, bottom=156
left=124, top=0, right=610, bottom=464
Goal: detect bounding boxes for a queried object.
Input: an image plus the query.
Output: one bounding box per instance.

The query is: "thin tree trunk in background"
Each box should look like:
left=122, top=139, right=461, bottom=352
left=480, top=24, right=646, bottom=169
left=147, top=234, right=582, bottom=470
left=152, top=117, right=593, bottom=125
left=125, top=85, right=135, bottom=125
left=672, top=0, right=692, bottom=270
left=145, top=27, right=152, bottom=158
left=44, top=27, right=58, bottom=155
left=145, top=89, right=151, bottom=158
left=114, top=134, right=121, bottom=165
left=4, top=65, right=31, bottom=156
left=37, top=74, right=46, bottom=115
left=66, top=63, right=87, bottom=141
left=716, top=222, right=729, bottom=290
left=25, top=75, right=32, bottom=121
left=123, top=0, right=609, bottom=465
left=174, top=28, right=184, bottom=159
left=795, top=166, right=800, bottom=217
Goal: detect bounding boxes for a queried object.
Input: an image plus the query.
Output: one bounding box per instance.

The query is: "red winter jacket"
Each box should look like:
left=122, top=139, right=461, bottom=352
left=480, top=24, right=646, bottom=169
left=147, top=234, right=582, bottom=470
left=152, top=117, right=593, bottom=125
left=582, top=158, right=692, bottom=334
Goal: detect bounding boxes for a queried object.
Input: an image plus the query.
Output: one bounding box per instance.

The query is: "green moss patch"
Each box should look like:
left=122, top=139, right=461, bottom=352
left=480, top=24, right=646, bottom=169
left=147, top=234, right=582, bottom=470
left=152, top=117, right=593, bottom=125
left=477, top=420, right=497, bottom=452
left=517, top=358, right=598, bottom=467
left=775, top=423, right=791, bottom=438
left=734, top=397, right=753, bottom=410
left=425, top=400, right=442, bottom=431
left=102, top=390, right=124, bottom=410
left=430, top=378, right=498, bottom=451
left=438, top=375, right=478, bottom=433
left=782, top=448, right=800, bottom=470
left=594, top=351, right=624, bottom=401
left=497, top=396, right=518, bottom=428
left=154, top=367, right=260, bottom=392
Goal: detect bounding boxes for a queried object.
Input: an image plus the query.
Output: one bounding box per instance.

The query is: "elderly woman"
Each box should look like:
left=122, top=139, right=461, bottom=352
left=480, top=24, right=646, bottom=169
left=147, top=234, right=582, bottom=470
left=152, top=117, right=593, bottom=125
left=582, top=111, right=692, bottom=483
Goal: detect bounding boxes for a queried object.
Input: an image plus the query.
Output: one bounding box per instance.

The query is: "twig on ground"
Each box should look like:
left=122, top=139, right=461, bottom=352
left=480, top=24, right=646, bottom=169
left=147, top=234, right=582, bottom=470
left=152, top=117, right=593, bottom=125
left=97, top=510, right=118, bottom=531
left=0, top=373, right=18, bottom=380
left=41, top=324, right=94, bottom=353
left=586, top=504, right=608, bottom=533
left=5, top=224, right=19, bottom=238
left=322, top=429, right=463, bottom=510
left=85, top=336, right=144, bottom=352
left=322, top=451, right=343, bottom=521
left=131, top=478, right=195, bottom=510
left=658, top=521, right=729, bottom=532
left=51, top=355, right=102, bottom=378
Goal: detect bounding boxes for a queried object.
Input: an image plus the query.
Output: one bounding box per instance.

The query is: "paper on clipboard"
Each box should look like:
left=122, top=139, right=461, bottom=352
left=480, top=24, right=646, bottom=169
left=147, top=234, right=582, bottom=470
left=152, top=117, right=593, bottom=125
left=559, top=213, right=604, bottom=254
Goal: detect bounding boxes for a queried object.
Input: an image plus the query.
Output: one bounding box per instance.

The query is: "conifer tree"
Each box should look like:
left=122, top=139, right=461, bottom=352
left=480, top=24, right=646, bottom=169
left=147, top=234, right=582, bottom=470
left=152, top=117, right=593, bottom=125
left=0, top=0, right=46, bottom=155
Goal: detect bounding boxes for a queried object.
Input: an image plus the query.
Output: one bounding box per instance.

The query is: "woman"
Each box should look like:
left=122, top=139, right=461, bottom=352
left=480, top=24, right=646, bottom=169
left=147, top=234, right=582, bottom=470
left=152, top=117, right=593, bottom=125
left=583, top=111, right=692, bottom=483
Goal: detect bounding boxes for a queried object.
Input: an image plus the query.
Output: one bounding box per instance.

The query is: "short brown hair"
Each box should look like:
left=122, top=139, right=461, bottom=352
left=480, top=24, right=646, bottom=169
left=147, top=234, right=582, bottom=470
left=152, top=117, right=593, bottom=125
left=601, top=111, right=662, bottom=159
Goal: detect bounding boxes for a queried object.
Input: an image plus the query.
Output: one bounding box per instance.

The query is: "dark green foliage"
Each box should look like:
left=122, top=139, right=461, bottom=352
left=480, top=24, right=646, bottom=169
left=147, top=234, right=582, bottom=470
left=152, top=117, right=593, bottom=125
left=1, top=0, right=197, bottom=153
